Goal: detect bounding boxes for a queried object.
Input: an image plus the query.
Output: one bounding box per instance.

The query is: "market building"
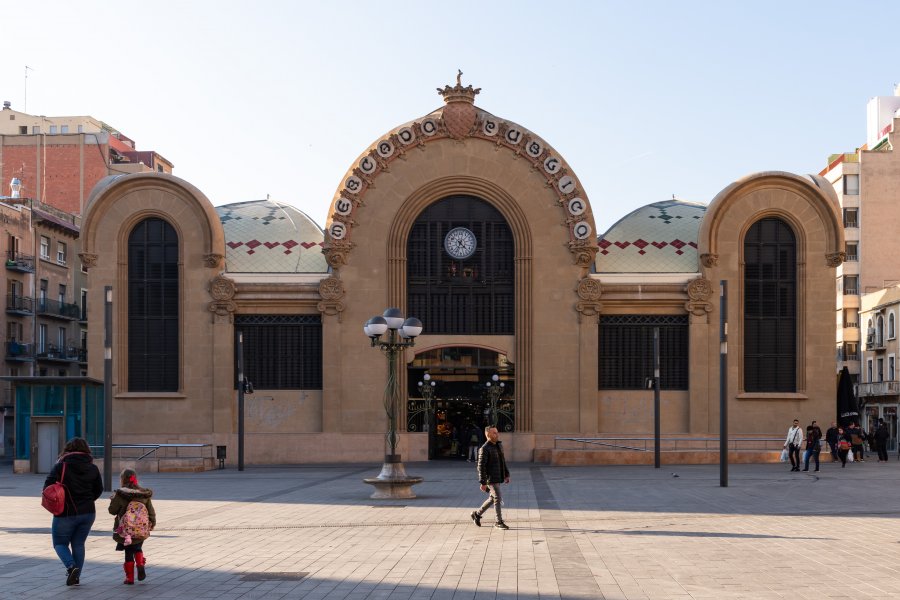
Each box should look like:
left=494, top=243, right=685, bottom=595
left=15, top=79, right=846, bottom=471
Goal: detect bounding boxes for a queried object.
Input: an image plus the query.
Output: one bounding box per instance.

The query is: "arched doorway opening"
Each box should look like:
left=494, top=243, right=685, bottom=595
left=407, top=347, right=514, bottom=460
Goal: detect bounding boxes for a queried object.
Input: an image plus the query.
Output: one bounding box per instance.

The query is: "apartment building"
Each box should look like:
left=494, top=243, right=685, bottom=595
left=0, top=102, right=172, bottom=460
left=0, top=189, right=83, bottom=459
left=822, top=85, right=900, bottom=386
left=859, top=286, right=900, bottom=448
left=0, top=101, right=173, bottom=215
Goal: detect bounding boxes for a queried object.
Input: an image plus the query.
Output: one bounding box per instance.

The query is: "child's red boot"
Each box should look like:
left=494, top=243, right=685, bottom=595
left=123, top=561, right=135, bottom=585
left=134, top=552, right=147, bottom=581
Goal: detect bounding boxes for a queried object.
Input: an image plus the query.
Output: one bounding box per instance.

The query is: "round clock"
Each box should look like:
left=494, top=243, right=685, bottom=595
left=444, top=227, right=477, bottom=260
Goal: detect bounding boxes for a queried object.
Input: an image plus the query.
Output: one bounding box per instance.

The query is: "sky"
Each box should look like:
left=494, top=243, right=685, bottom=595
left=3, top=1, right=899, bottom=233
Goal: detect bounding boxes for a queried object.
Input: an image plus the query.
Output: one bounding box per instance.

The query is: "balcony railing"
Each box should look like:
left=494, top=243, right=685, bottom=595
left=5, top=251, right=35, bottom=273
left=843, top=322, right=858, bottom=328
left=843, top=353, right=860, bottom=362
left=35, top=344, right=84, bottom=362
left=6, top=340, right=34, bottom=361
left=6, top=294, right=34, bottom=315
left=35, top=298, right=81, bottom=320
left=857, top=380, right=900, bottom=397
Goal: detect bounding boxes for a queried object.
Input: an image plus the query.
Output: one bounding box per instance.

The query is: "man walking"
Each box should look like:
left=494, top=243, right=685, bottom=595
left=874, top=418, right=890, bottom=462
left=470, top=426, right=510, bottom=530
left=802, top=420, right=822, bottom=472
left=825, top=421, right=840, bottom=462
left=784, top=419, right=803, bottom=472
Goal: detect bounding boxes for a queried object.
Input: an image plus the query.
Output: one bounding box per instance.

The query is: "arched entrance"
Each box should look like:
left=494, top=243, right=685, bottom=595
left=407, top=346, right=514, bottom=460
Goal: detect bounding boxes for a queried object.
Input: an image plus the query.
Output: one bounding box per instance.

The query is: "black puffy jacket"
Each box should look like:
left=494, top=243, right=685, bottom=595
left=477, top=441, right=510, bottom=485
left=42, top=452, right=103, bottom=516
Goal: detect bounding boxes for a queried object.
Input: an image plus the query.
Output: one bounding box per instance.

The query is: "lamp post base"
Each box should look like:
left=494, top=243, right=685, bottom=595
left=363, top=455, right=424, bottom=499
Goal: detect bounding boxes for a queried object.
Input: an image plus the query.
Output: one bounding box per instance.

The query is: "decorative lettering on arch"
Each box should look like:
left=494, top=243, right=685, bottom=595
left=323, top=105, right=596, bottom=268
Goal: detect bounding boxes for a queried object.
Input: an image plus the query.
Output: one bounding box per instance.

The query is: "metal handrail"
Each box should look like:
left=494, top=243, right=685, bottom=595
left=555, top=436, right=785, bottom=452
left=89, top=443, right=212, bottom=461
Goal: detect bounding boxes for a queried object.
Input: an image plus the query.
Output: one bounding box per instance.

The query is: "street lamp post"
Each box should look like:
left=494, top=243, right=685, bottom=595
left=417, top=373, right=436, bottom=459
left=362, top=307, right=425, bottom=499
left=485, top=373, right=505, bottom=427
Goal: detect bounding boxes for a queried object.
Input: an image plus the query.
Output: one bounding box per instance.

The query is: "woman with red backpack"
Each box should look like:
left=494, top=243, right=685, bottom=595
left=108, top=468, right=156, bottom=585
left=42, top=437, right=104, bottom=586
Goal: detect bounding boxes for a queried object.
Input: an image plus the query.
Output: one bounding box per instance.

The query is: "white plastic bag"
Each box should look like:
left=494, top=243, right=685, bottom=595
left=779, top=448, right=788, bottom=462
left=847, top=449, right=854, bottom=463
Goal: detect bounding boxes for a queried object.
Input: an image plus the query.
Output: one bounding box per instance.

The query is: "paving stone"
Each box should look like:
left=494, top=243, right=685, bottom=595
left=2, top=461, right=900, bottom=598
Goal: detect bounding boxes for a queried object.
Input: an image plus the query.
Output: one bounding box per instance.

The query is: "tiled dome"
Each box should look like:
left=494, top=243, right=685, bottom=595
left=217, top=200, right=327, bottom=273
left=596, top=199, right=707, bottom=273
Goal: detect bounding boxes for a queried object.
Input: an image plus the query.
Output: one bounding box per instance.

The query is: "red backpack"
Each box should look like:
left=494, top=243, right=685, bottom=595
left=41, top=462, right=69, bottom=516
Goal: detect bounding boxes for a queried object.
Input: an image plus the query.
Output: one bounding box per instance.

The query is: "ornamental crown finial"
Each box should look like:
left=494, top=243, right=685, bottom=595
left=437, top=70, right=481, bottom=105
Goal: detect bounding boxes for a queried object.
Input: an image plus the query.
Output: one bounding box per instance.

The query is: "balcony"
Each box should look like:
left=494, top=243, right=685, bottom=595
left=6, top=340, right=34, bottom=362
left=5, top=251, right=35, bottom=273
left=6, top=294, right=34, bottom=316
left=866, top=330, right=885, bottom=351
left=857, top=380, right=900, bottom=398
left=35, top=344, right=83, bottom=363
left=35, top=298, right=81, bottom=321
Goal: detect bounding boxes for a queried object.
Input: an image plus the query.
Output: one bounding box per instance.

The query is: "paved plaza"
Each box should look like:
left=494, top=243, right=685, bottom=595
left=1, top=457, right=900, bottom=599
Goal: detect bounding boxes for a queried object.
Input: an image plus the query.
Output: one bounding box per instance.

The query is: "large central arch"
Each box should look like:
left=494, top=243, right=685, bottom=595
left=389, top=175, right=535, bottom=429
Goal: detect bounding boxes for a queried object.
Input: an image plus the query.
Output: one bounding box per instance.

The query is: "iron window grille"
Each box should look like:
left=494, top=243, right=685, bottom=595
left=235, top=315, right=323, bottom=390
left=743, top=217, right=796, bottom=392
left=599, top=315, right=689, bottom=390
left=407, top=195, right=514, bottom=335
left=127, top=218, right=179, bottom=392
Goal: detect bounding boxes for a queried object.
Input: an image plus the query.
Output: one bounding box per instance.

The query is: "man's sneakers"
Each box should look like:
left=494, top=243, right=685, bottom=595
left=494, top=521, right=509, bottom=530
left=470, top=511, right=481, bottom=527
left=65, top=566, right=80, bottom=586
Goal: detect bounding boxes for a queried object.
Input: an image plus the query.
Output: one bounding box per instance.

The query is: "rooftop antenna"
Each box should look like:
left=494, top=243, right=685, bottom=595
left=24, top=65, right=34, bottom=113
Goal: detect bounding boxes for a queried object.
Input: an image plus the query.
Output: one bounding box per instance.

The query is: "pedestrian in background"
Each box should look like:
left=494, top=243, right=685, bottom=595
left=470, top=426, right=511, bottom=530
left=847, top=422, right=865, bottom=462
left=837, top=427, right=851, bottom=468
left=802, top=420, right=822, bottom=472
left=784, top=419, right=803, bottom=472
left=874, top=418, right=890, bottom=462
left=825, top=421, right=840, bottom=462
left=43, top=437, right=103, bottom=586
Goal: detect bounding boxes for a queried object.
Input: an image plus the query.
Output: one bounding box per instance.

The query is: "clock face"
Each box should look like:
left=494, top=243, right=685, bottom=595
left=444, top=227, right=477, bottom=260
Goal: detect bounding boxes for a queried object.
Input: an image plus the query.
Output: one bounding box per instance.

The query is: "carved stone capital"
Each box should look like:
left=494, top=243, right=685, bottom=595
left=575, top=301, right=603, bottom=323
left=204, top=253, right=224, bottom=269
left=209, top=274, right=236, bottom=301
left=576, top=277, right=602, bottom=301
left=700, top=253, right=718, bottom=268
left=685, top=277, right=714, bottom=319
left=78, top=252, right=98, bottom=270
left=322, top=240, right=355, bottom=269
left=568, top=239, right=598, bottom=268
left=826, top=251, right=846, bottom=268
left=207, top=300, right=236, bottom=322
left=318, top=276, right=345, bottom=301
left=317, top=300, right=345, bottom=321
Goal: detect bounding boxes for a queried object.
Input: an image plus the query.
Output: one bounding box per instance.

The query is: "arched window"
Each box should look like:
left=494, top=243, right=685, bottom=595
left=743, top=218, right=796, bottom=392
left=407, top=196, right=514, bottom=334
left=889, top=312, right=895, bottom=340
left=877, top=315, right=885, bottom=346
left=128, top=218, right=179, bottom=391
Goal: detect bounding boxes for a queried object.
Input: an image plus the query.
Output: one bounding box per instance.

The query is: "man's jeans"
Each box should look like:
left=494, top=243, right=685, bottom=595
left=803, top=449, right=820, bottom=471
left=52, top=512, right=95, bottom=571
left=476, top=483, right=504, bottom=523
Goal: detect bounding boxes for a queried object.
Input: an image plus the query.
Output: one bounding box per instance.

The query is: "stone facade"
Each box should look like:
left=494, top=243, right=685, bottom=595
left=76, top=82, right=844, bottom=466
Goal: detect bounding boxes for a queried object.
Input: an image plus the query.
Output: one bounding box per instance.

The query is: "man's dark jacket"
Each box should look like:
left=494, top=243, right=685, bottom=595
left=42, top=452, right=103, bottom=516
left=477, top=440, right=510, bottom=485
